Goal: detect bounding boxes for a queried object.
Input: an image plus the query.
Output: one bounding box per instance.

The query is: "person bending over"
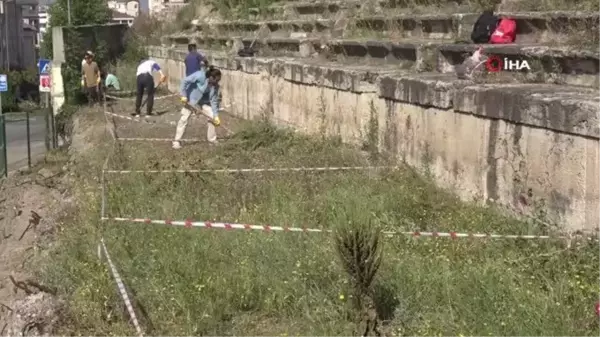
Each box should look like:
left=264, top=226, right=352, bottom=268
left=173, top=66, right=222, bottom=149
left=133, top=58, right=166, bottom=117
left=105, top=72, right=121, bottom=91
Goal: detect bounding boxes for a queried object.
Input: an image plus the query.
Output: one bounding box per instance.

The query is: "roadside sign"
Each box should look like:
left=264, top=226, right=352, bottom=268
left=40, top=74, right=51, bottom=93
left=38, top=58, right=51, bottom=75
left=0, top=74, right=7, bottom=92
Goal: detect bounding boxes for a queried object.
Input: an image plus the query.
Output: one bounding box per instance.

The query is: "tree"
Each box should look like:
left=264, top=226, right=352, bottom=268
left=40, top=0, right=111, bottom=58
left=38, top=0, right=112, bottom=105
left=48, top=0, right=111, bottom=27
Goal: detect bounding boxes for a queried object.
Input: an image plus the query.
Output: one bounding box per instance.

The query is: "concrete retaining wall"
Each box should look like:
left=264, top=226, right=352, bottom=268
left=148, top=46, right=599, bottom=232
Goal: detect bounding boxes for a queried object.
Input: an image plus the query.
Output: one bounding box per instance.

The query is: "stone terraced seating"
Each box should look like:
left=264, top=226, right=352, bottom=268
left=171, top=10, right=598, bottom=87
left=249, top=0, right=496, bottom=20
left=189, top=11, right=599, bottom=43
left=167, top=34, right=599, bottom=87
left=149, top=45, right=600, bottom=230
left=158, top=48, right=599, bottom=126
left=249, top=0, right=363, bottom=20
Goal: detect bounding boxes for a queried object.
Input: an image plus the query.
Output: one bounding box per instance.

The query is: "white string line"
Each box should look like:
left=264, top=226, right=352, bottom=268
left=117, top=137, right=205, bottom=142
left=101, top=158, right=108, bottom=219
left=104, top=165, right=400, bottom=174
left=101, top=94, right=118, bottom=219
left=105, top=93, right=177, bottom=101
left=104, top=111, right=156, bottom=124
left=104, top=110, right=234, bottom=136
left=100, top=238, right=144, bottom=337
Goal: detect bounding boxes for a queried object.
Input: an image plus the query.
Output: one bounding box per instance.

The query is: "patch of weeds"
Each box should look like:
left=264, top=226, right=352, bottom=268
left=361, top=100, right=379, bottom=161
left=318, top=90, right=328, bottom=139
left=335, top=220, right=384, bottom=336
left=40, top=111, right=600, bottom=336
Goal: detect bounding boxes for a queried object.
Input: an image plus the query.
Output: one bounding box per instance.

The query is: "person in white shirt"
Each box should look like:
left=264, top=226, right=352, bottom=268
left=133, top=58, right=166, bottom=117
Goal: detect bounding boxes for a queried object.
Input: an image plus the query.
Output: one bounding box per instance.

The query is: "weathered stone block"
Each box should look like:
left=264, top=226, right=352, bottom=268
left=379, top=74, right=470, bottom=109
left=454, top=84, right=600, bottom=138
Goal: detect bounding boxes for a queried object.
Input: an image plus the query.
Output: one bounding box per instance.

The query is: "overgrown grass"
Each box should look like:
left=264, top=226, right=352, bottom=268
left=108, top=61, right=138, bottom=92
left=39, top=116, right=599, bottom=336
left=106, top=61, right=170, bottom=96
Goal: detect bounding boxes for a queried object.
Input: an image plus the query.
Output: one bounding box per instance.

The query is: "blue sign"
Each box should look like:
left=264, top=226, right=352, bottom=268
left=0, top=74, right=7, bottom=92
left=38, top=59, right=51, bottom=75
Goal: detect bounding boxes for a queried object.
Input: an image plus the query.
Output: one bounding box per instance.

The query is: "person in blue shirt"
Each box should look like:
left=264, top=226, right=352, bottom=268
left=173, top=66, right=222, bottom=149
left=184, top=44, right=205, bottom=76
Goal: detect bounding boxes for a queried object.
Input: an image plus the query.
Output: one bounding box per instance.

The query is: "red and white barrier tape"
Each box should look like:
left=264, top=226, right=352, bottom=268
left=100, top=217, right=555, bottom=239
left=104, top=165, right=400, bottom=174
left=99, top=238, right=144, bottom=337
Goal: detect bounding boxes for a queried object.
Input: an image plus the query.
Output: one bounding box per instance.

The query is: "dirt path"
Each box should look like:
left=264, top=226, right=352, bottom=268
left=104, top=95, right=240, bottom=141
left=0, top=163, right=70, bottom=335
left=0, top=96, right=249, bottom=336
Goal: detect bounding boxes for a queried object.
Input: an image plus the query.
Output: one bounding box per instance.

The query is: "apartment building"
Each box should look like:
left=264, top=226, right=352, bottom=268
left=0, top=0, right=38, bottom=69
left=107, top=0, right=140, bottom=18
left=111, top=9, right=135, bottom=26
left=148, top=0, right=186, bottom=17
left=37, top=6, right=49, bottom=44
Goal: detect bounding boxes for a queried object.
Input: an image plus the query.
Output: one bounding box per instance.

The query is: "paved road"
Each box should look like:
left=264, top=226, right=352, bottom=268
left=5, top=116, right=47, bottom=171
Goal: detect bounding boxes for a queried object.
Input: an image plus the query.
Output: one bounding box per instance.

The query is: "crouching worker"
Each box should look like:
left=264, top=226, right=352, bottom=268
left=173, top=66, right=222, bottom=149
left=105, top=72, right=121, bottom=91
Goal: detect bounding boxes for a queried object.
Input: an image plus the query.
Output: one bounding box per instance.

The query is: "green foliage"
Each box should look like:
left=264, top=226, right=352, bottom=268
left=120, top=35, right=148, bottom=65
left=59, top=29, right=108, bottom=105
left=335, top=221, right=383, bottom=309
left=0, top=68, right=37, bottom=112
left=54, top=103, right=78, bottom=145
left=41, top=0, right=112, bottom=59
left=170, top=0, right=280, bottom=30
left=39, top=103, right=600, bottom=335
left=49, top=0, right=111, bottom=27
left=39, top=0, right=112, bottom=104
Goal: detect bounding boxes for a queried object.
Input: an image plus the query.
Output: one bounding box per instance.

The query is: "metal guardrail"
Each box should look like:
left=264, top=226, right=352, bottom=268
left=0, top=114, right=6, bottom=177
left=0, top=107, right=57, bottom=178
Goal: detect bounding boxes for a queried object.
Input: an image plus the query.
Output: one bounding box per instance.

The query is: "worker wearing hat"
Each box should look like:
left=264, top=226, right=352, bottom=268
left=81, top=51, right=101, bottom=105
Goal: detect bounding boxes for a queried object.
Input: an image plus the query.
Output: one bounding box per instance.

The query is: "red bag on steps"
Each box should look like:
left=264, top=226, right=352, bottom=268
left=490, top=18, right=517, bottom=44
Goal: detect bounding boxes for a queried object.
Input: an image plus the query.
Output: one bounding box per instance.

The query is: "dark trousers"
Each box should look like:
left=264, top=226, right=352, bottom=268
left=135, top=73, right=155, bottom=115
left=85, top=85, right=99, bottom=105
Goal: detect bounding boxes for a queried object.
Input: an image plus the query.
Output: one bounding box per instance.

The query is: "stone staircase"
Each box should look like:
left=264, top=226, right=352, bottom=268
left=149, top=1, right=600, bottom=231
left=168, top=8, right=599, bottom=88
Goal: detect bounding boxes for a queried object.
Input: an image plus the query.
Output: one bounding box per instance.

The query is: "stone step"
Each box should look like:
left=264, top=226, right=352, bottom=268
left=152, top=46, right=599, bottom=141
left=248, top=0, right=362, bottom=20
left=167, top=35, right=599, bottom=87
left=189, top=11, right=598, bottom=44
left=248, top=0, right=474, bottom=20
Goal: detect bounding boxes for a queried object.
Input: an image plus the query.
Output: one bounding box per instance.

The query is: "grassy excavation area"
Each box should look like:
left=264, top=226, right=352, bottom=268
left=38, top=102, right=599, bottom=336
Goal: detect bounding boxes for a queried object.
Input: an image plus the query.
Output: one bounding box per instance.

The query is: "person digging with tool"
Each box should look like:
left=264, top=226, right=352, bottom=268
left=81, top=51, right=101, bottom=106
left=173, top=66, right=222, bottom=149
left=133, top=58, right=166, bottom=118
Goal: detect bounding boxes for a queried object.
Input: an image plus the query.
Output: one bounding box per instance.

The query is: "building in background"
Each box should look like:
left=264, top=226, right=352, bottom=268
left=149, top=0, right=186, bottom=17
left=108, top=0, right=140, bottom=18
left=37, top=5, right=49, bottom=44
left=111, top=9, right=135, bottom=26
left=0, top=0, right=39, bottom=69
